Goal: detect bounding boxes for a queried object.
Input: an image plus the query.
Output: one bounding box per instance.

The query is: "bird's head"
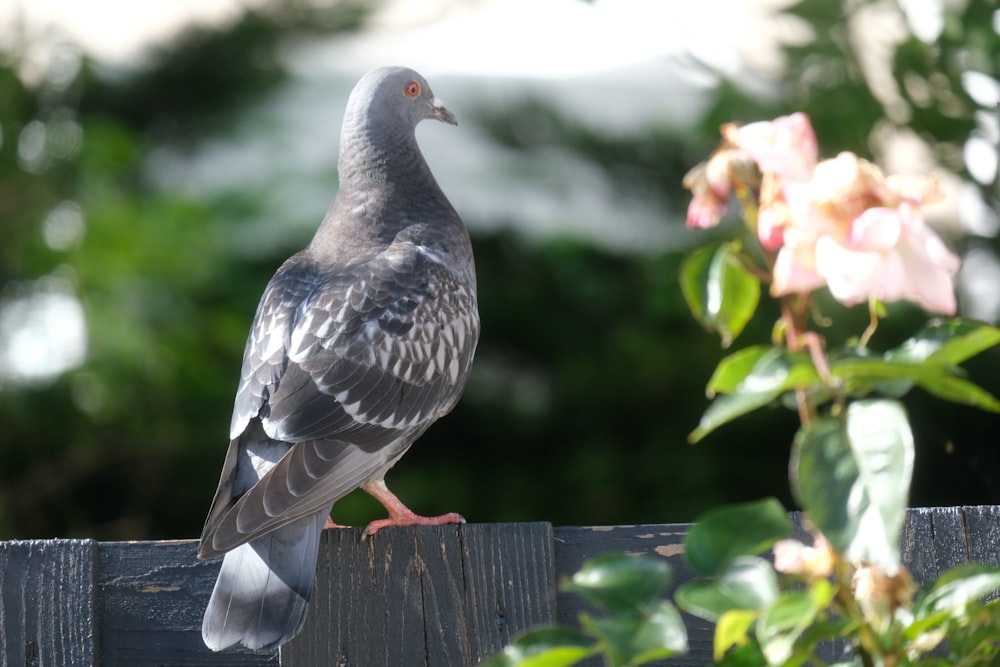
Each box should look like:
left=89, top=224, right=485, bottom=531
left=349, top=66, right=458, bottom=134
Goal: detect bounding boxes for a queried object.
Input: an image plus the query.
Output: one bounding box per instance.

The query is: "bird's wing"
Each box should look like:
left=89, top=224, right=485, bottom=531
left=266, top=241, right=478, bottom=442
left=200, top=241, right=478, bottom=555
left=228, top=261, right=324, bottom=441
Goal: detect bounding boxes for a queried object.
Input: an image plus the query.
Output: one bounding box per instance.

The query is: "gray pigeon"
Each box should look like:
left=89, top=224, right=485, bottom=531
left=198, top=66, right=479, bottom=653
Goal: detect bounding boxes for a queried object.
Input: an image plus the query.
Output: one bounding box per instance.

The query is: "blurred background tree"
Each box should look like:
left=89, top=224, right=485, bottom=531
left=0, top=0, right=998, bottom=541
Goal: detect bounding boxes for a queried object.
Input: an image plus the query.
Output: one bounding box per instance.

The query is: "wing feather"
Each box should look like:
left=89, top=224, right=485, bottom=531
left=201, top=239, right=478, bottom=555
left=261, top=243, right=478, bottom=442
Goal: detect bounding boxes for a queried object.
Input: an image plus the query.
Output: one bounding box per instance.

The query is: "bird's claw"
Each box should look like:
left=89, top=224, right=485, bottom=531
left=361, top=512, right=466, bottom=539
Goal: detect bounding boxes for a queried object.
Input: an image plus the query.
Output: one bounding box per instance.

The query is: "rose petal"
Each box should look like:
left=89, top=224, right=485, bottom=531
left=814, top=206, right=959, bottom=313
left=886, top=173, right=944, bottom=206
left=730, top=112, right=818, bottom=183
left=848, top=207, right=902, bottom=251
left=899, top=208, right=960, bottom=274
left=772, top=245, right=826, bottom=296
left=687, top=193, right=726, bottom=229
left=757, top=206, right=786, bottom=249
left=773, top=539, right=806, bottom=574
left=811, top=153, right=885, bottom=206
left=815, top=236, right=885, bottom=306
left=892, top=219, right=959, bottom=314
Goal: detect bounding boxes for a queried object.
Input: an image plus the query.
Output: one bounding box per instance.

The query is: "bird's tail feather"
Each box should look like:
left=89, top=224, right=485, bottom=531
left=201, top=511, right=327, bottom=652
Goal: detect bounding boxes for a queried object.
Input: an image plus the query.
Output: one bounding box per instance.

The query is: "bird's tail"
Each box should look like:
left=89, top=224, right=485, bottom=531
left=201, top=511, right=327, bottom=652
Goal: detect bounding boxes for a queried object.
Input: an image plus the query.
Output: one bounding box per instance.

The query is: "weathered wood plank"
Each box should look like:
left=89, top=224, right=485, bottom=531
left=97, top=540, right=277, bottom=667
left=0, top=508, right=997, bottom=665
left=282, top=522, right=555, bottom=667
left=902, top=506, right=969, bottom=583
left=456, top=522, right=556, bottom=661
left=283, top=526, right=445, bottom=666
left=900, top=505, right=1000, bottom=586
left=0, top=539, right=97, bottom=667
left=960, top=505, right=1000, bottom=566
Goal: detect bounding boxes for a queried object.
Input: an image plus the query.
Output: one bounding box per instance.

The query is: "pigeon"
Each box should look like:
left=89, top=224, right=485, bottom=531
left=197, top=66, right=479, bottom=653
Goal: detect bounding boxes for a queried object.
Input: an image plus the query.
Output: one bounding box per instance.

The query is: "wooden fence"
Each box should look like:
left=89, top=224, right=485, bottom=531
left=1, top=506, right=998, bottom=666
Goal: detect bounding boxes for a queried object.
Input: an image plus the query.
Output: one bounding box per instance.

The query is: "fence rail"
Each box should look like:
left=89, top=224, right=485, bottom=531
left=1, top=506, right=998, bottom=666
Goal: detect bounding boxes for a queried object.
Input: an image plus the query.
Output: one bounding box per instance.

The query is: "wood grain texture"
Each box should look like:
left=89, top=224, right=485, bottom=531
left=958, top=505, right=1000, bottom=565
left=0, top=539, right=97, bottom=667
left=903, top=506, right=967, bottom=582
left=281, top=522, right=555, bottom=667
left=97, top=540, right=277, bottom=667
left=457, top=521, right=556, bottom=660
left=902, top=506, right=1000, bottom=582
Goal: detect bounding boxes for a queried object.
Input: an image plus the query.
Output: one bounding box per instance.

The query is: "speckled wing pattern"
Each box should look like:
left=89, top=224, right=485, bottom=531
left=200, top=239, right=478, bottom=556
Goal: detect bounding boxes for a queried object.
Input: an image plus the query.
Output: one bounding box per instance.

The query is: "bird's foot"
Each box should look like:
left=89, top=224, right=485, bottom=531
left=360, top=479, right=465, bottom=538
left=362, top=511, right=466, bottom=539
left=324, top=516, right=350, bottom=529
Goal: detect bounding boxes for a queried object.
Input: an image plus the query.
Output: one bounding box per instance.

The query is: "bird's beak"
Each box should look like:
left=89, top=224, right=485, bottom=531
left=429, top=98, right=458, bottom=126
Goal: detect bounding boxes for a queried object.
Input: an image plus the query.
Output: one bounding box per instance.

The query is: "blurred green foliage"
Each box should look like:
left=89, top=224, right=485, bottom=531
left=0, top=0, right=998, bottom=541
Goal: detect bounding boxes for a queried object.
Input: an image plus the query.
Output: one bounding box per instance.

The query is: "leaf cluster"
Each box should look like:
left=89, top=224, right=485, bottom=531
left=483, top=553, right=687, bottom=667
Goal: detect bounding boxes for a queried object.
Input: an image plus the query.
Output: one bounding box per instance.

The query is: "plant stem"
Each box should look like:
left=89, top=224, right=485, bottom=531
left=859, top=298, right=880, bottom=347
left=781, top=295, right=826, bottom=425
left=830, top=560, right=884, bottom=667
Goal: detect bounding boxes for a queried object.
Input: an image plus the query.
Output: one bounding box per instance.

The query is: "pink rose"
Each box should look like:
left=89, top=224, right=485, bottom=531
left=770, top=153, right=958, bottom=314
left=727, top=112, right=819, bottom=251
left=685, top=113, right=960, bottom=315
left=682, top=147, right=754, bottom=229
left=773, top=535, right=834, bottom=577
left=725, top=112, right=818, bottom=184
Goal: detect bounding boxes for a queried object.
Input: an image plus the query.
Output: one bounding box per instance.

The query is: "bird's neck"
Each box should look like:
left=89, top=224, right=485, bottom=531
left=307, top=122, right=456, bottom=262
left=337, top=118, right=434, bottom=192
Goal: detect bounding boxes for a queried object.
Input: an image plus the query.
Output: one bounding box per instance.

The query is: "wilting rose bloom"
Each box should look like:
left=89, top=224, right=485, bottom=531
left=725, top=112, right=819, bottom=251
left=684, top=112, right=960, bottom=315
left=682, top=146, right=756, bottom=229
left=773, top=535, right=834, bottom=578
left=724, top=112, right=818, bottom=184
left=852, top=565, right=917, bottom=631
left=767, top=152, right=959, bottom=314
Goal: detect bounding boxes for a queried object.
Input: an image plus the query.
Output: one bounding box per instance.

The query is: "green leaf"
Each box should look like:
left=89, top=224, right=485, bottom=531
left=937, top=600, right=1000, bottom=662
left=680, top=242, right=761, bottom=348
left=690, top=391, right=781, bottom=444
left=675, top=556, right=779, bottom=621
left=756, top=590, right=822, bottom=665
left=734, top=348, right=819, bottom=394
left=714, top=609, right=758, bottom=661
left=630, top=601, right=689, bottom=663
left=579, top=614, right=639, bottom=667
left=915, top=564, right=1000, bottom=619
left=482, top=627, right=594, bottom=667
left=684, top=499, right=792, bottom=576
left=715, top=642, right=770, bottom=667
left=831, top=357, right=1000, bottom=412
left=892, top=319, right=1000, bottom=366
left=565, top=553, right=672, bottom=615
left=691, top=348, right=820, bottom=442
left=791, top=400, right=913, bottom=571
left=906, top=565, right=1000, bottom=648
left=580, top=601, right=687, bottom=667
left=706, top=345, right=770, bottom=397
left=807, top=577, right=835, bottom=607
left=797, top=617, right=856, bottom=657
left=680, top=244, right=718, bottom=326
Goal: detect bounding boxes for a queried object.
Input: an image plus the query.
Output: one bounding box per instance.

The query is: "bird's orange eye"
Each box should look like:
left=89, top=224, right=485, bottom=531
left=404, top=81, right=420, bottom=98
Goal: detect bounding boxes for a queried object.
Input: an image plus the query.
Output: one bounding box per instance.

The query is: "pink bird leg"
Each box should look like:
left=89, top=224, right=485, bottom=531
left=360, top=479, right=465, bottom=538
